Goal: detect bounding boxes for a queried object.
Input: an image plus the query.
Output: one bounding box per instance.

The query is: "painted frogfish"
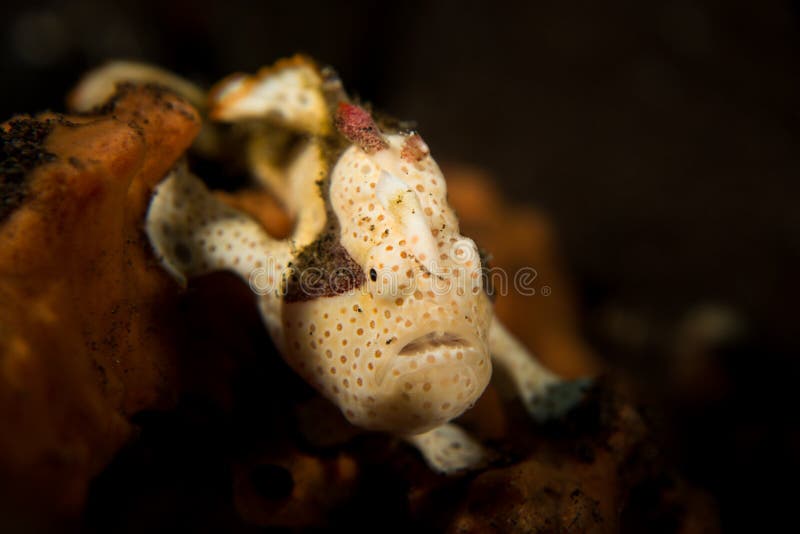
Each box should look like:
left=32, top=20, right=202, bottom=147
left=70, top=56, right=590, bottom=473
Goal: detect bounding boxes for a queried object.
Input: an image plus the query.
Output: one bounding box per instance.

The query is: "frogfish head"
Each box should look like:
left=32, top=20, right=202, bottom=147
left=278, top=105, right=493, bottom=435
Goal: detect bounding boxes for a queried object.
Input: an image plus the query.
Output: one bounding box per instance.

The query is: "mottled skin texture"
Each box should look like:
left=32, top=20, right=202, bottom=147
left=281, top=133, right=494, bottom=435
left=73, top=56, right=589, bottom=473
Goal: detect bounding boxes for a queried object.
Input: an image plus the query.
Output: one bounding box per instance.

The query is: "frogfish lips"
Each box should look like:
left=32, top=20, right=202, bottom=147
left=368, top=330, right=492, bottom=432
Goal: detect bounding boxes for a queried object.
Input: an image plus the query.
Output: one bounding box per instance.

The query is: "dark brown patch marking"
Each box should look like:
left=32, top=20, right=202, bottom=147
left=284, top=231, right=365, bottom=302
left=0, top=118, right=56, bottom=223
left=400, top=133, right=429, bottom=162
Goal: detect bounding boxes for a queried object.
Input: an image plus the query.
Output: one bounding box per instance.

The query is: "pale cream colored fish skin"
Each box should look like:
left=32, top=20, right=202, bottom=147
left=489, top=319, right=591, bottom=422
left=406, top=423, right=486, bottom=473
left=68, top=61, right=207, bottom=112
left=145, top=140, right=327, bottom=355
left=210, top=61, right=331, bottom=135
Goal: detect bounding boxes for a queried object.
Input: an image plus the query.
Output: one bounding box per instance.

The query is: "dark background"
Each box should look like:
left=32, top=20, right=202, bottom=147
left=2, top=0, right=798, bottom=531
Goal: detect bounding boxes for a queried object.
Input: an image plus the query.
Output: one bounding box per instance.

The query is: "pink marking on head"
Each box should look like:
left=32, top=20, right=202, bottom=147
left=334, top=102, right=388, bottom=153
left=401, top=134, right=429, bottom=162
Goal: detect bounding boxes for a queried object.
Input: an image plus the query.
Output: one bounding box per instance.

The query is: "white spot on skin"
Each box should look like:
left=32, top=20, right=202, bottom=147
left=375, top=170, right=439, bottom=274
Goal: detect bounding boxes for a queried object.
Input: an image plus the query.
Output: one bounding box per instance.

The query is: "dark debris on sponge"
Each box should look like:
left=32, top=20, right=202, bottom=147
left=0, top=118, right=56, bottom=223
